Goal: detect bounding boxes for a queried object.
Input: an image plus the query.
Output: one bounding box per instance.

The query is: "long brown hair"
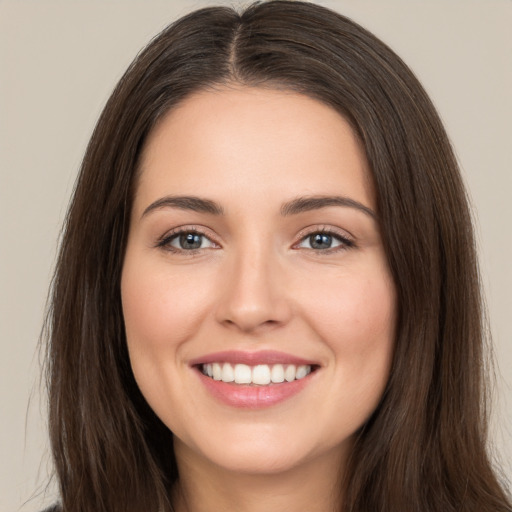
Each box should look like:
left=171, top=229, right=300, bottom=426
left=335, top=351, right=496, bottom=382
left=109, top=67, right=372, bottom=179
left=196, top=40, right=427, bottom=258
left=44, top=1, right=511, bottom=510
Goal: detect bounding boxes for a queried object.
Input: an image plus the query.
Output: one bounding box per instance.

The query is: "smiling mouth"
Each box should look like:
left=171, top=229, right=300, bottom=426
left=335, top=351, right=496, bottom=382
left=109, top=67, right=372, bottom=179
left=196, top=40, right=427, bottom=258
left=200, top=363, right=315, bottom=386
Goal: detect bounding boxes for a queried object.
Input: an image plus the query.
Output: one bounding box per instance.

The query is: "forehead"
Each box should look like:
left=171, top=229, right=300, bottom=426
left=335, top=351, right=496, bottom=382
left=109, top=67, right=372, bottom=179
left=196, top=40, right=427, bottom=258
left=135, top=86, right=374, bottom=214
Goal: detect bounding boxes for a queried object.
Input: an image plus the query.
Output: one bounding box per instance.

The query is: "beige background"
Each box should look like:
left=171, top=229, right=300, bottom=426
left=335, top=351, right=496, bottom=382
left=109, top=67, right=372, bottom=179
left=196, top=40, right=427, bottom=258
left=0, top=1, right=510, bottom=510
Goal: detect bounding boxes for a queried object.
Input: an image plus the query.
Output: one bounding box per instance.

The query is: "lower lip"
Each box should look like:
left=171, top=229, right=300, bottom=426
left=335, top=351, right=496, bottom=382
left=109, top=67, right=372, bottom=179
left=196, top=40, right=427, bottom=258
left=195, top=369, right=314, bottom=409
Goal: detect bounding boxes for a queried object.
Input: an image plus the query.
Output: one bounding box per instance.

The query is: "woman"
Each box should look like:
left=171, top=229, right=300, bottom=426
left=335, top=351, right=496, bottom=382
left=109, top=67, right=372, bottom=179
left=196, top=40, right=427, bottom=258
left=43, top=1, right=511, bottom=511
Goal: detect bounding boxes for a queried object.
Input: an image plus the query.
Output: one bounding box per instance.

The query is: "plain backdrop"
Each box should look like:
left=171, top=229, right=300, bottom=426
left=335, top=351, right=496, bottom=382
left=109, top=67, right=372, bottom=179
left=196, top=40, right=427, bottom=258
left=0, top=1, right=510, bottom=510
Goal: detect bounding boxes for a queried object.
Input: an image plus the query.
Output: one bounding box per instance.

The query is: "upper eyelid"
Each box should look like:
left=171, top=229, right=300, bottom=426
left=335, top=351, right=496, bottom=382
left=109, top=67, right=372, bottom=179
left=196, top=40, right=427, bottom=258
left=155, top=224, right=355, bottom=249
left=156, top=225, right=221, bottom=247
left=295, top=225, right=355, bottom=242
left=292, top=227, right=356, bottom=252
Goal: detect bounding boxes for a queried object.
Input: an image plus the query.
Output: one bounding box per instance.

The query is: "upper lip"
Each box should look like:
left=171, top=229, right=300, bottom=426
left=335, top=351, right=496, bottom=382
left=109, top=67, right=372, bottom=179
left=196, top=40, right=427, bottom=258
left=189, top=350, right=319, bottom=367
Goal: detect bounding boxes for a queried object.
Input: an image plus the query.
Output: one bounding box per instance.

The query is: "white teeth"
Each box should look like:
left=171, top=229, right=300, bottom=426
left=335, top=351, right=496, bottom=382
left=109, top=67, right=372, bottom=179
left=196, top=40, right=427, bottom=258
left=252, top=365, right=271, bottom=385
left=296, top=365, right=309, bottom=380
left=221, top=362, right=234, bottom=382
left=202, top=362, right=312, bottom=385
left=270, top=364, right=285, bottom=383
left=234, top=364, right=252, bottom=384
left=284, top=364, right=296, bottom=382
left=212, top=363, right=222, bottom=381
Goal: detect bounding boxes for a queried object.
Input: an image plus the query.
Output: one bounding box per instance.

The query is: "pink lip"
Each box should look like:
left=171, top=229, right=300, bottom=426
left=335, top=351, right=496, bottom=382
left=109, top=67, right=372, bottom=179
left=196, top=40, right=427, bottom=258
left=190, top=351, right=319, bottom=409
left=189, top=350, right=317, bottom=367
left=195, top=370, right=314, bottom=409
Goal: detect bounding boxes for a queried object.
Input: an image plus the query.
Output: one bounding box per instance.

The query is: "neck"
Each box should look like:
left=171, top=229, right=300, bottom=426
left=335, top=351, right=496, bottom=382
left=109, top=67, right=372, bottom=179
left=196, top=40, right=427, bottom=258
left=171, top=440, right=347, bottom=512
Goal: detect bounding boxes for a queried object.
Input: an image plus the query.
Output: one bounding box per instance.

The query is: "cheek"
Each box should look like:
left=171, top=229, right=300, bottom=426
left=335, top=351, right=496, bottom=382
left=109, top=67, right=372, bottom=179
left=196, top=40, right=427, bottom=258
left=120, top=255, right=215, bottom=424
left=301, top=263, right=396, bottom=397
left=120, top=256, right=220, bottom=411
left=121, top=258, right=211, bottom=351
left=307, top=268, right=395, bottom=342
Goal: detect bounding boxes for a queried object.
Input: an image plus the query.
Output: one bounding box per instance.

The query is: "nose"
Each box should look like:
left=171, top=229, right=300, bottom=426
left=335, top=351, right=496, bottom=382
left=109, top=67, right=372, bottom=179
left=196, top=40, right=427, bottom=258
left=215, top=243, right=292, bottom=334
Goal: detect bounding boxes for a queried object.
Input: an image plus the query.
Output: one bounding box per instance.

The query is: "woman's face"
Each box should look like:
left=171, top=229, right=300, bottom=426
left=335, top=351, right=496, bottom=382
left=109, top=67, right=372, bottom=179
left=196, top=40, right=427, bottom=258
left=121, top=86, right=396, bottom=476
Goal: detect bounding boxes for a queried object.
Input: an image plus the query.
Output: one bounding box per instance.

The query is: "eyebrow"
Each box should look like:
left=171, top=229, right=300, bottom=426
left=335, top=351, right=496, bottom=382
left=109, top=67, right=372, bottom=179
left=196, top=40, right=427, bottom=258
left=141, top=194, right=375, bottom=219
left=280, top=195, right=376, bottom=218
left=141, top=195, right=225, bottom=218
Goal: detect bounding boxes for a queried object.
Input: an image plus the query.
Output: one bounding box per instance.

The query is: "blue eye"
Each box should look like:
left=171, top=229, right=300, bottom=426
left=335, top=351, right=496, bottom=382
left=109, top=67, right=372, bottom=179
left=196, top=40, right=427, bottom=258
left=309, top=233, right=335, bottom=250
left=297, top=231, right=353, bottom=251
left=173, top=233, right=204, bottom=250
left=159, top=230, right=217, bottom=252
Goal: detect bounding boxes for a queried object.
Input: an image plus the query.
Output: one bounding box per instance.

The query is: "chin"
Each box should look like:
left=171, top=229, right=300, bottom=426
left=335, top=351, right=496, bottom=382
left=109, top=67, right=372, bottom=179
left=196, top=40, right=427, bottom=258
left=198, top=447, right=310, bottom=476
left=174, top=422, right=349, bottom=477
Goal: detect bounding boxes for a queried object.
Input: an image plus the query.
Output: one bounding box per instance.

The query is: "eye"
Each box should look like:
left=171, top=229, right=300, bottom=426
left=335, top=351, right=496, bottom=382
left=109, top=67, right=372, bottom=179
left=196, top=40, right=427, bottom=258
left=296, top=231, right=354, bottom=251
left=158, top=229, right=218, bottom=252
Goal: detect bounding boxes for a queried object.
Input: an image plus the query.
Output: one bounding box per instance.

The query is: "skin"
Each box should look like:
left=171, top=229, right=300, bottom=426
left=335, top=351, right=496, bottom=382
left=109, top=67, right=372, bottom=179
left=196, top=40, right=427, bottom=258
left=121, top=86, right=396, bottom=512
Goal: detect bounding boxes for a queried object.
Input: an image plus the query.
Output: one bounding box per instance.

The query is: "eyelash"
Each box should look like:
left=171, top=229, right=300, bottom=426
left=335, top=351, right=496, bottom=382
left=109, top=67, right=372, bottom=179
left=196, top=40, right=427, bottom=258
left=156, top=226, right=355, bottom=255
left=156, top=226, right=218, bottom=255
left=293, top=227, right=355, bottom=254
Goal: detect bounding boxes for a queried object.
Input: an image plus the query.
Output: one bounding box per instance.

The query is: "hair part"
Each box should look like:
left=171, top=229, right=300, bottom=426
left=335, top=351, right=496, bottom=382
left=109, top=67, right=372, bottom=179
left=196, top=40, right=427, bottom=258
left=44, top=1, right=511, bottom=511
